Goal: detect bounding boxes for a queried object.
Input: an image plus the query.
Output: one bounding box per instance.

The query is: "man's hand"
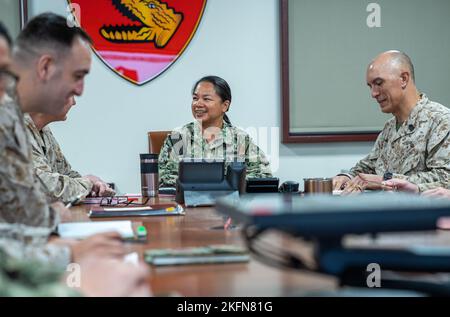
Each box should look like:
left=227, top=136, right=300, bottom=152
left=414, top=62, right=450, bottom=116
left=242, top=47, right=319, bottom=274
left=341, top=173, right=383, bottom=195
left=70, top=232, right=126, bottom=262
left=83, top=175, right=116, bottom=197
left=382, top=179, right=419, bottom=193
left=333, top=175, right=352, bottom=190
left=422, top=187, right=450, bottom=198
left=50, top=201, right=72, bottom=222
left=75, top=256, right=152, bottom=297
left=91, top=181, right=115, bottom=197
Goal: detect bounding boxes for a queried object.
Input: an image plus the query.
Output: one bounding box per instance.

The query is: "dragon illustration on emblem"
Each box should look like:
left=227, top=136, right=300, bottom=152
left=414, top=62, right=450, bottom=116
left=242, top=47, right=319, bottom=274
left=100, top=0, right=183, bottom=48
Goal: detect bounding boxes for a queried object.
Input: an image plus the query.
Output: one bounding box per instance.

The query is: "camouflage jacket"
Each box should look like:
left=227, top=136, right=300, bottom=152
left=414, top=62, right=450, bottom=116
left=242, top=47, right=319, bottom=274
left=0, top=245, right=77, bottom=297
left=0, top=96, right=71, bottom=268
left=24, top=115, right=92, bottom=204
left=349, top=94, right=450, bottom=192
left=0, top=223, right=71, bottom=269
left=0, top=96, right=58, bottom=229
left=159, top=121, right=272, bottom=187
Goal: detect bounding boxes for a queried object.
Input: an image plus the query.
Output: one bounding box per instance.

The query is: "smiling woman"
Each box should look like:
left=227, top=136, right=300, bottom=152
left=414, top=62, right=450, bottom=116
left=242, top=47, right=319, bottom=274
left=158, top=75, right=273, bottom=188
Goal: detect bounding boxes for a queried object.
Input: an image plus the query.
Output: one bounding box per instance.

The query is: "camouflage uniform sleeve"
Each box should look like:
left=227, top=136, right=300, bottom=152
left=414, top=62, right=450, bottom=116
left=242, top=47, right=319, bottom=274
left=245, top=135, right=273, bottom=178
left=394, top=114, right=450, bottom=187
left=0, top=104, right=57, bottom=229
left=29, top=130, right=92, bottom=204
left=50, top=133, right=83, bottom=179
left=0, top=223, right=71, bottom=269
left=416, top=182, right=442, bottom=192
left=0, top=248, right=79, bottom=297
left=349, top=129, right=386, bottom=176
left=158, top=134, right=181, bottom=187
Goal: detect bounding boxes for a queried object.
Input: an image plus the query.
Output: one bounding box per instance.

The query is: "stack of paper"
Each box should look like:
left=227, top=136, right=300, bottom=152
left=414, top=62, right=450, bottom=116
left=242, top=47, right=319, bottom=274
left=57, top=221, right=134, bottom=239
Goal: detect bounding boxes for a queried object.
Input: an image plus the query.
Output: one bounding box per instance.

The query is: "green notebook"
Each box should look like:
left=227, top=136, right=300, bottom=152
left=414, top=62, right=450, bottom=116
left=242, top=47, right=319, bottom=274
left=144, top=245, right=250, bottom=266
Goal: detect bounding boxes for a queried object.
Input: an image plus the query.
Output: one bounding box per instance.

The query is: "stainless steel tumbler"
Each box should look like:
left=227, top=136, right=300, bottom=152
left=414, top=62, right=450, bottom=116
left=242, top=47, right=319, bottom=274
left=140, top=153, right=159, bottom=197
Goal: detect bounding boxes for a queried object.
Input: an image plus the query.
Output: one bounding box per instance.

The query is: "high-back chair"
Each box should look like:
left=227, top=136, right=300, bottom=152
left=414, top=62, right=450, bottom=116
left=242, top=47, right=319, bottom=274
left=147, top=131, right=171, bottom=154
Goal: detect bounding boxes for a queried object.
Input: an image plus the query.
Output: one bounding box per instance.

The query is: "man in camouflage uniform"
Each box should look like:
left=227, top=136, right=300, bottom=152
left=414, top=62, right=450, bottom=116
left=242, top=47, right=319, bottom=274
left=0, top=94, right=61, bottom=229
left=0, top=246, right=78, bottom=297
left=0, top=15, right=128, bottom=267
left=0, top=225, right=151, bottom=297
left=0, top=21, right=71, bottom=267
left=0, top=18, right=151, bottom=296
left=159, top=120, right=272, bottom=187
left=0, top=19, right=74, bottom=292
left=25, top=97, right=114, bottom=205
left=333, top=51, right=450, bottom=193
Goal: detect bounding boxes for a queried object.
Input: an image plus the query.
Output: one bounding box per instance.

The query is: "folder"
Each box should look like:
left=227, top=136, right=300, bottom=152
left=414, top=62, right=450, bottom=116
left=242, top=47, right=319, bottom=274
left=144, top=245, right=250, bottom=266
left=89, top=204, right=185, bottom=218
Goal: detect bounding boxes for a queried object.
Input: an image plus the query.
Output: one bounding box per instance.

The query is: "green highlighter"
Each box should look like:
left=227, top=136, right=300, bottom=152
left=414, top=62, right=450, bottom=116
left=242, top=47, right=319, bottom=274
left=136, top=226, right=147, bottom=239
left=123, top=226, right=148, bottom=243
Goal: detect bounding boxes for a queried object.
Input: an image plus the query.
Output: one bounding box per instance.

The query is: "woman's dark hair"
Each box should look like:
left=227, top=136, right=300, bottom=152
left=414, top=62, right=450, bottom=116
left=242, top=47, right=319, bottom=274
left=192, top=75, right=232, bottom=125
left=0, top=21, right=12, bottom=47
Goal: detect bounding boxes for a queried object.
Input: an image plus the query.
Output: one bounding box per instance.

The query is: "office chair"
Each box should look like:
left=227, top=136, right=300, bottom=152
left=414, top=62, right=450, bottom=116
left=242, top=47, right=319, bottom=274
left=147, top=130, right=171, bottom=154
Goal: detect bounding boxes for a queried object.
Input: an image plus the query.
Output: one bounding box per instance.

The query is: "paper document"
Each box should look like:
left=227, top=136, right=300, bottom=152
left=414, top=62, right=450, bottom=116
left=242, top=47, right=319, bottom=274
left=57, top=221, right=134, bottom=239
left=103, top=206, right=152, bottom=212
left=81, top=197, right=104, bottom=204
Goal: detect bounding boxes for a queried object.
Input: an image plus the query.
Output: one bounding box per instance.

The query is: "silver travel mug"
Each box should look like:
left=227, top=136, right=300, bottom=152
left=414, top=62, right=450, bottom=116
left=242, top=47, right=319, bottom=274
left=140, top=154, right=159, bottom=197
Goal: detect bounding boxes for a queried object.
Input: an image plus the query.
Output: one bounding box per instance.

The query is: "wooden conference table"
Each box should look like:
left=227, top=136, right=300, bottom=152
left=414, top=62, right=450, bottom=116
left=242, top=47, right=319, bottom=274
left=68, top=195, right=338, bottom=296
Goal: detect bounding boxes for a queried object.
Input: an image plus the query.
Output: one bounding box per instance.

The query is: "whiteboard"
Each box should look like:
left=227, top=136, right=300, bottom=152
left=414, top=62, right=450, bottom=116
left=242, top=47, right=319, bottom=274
left=282, top=0, right=450, bottom=142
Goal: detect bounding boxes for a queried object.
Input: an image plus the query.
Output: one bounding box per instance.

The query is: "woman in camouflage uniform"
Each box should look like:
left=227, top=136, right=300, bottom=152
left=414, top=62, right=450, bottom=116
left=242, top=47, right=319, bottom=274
left=159, top=76, right=272, bottom=187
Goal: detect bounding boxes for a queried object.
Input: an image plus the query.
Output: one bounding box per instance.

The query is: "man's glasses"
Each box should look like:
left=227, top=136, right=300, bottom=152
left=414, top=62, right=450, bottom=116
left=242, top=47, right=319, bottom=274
left=99, top=196, right=149, bottom=207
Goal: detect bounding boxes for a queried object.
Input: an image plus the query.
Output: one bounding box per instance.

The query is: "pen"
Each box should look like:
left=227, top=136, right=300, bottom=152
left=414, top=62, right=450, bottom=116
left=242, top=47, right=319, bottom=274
left=65, top=194, right=84, bottom=208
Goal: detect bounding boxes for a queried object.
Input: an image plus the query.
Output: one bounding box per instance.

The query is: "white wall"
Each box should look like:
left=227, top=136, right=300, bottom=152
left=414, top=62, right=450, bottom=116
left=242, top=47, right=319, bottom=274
left=29, top=0, right=373, bottom=193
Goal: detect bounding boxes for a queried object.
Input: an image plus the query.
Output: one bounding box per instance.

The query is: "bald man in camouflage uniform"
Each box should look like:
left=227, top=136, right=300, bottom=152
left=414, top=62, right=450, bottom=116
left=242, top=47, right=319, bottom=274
left=333, top=51, right=450, bottom=193
left=159, top=120, right=272, bottom=187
